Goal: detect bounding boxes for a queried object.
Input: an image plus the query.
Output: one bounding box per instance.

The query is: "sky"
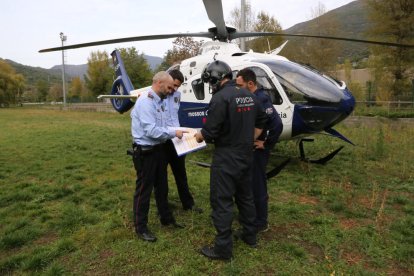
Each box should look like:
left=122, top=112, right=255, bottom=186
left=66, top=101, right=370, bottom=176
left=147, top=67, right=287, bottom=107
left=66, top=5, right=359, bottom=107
left=0, top=0, right=355, bottom=69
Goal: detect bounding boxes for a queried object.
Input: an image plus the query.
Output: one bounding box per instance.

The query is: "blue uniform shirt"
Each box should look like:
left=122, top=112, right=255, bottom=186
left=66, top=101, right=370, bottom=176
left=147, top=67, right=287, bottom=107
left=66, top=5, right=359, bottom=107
left=255, top=88, right=283, bottom=147
left=165, top=91, right=181, bottom=127
left=131, top=90, right=176, bottom=146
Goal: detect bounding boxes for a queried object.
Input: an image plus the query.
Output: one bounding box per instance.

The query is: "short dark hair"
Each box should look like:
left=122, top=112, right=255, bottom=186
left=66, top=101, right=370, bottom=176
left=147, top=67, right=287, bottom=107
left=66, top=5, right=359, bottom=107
left=169, top=69, right=184, bottom=83
left=236, top=68, right=256, bottom=84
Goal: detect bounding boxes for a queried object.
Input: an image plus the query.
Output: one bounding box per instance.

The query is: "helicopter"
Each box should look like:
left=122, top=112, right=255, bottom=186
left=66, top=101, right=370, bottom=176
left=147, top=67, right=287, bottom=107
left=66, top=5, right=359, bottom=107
left=39, top=0, right=413, bottom=171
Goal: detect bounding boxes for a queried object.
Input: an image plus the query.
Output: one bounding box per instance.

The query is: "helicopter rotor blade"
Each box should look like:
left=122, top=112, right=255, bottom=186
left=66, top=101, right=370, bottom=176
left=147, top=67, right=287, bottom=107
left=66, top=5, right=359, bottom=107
left=39, top=32, right=213, bottom=53
left=202, top=0, right=228, bottom=40
left=231, top=32, right=414, bottom=48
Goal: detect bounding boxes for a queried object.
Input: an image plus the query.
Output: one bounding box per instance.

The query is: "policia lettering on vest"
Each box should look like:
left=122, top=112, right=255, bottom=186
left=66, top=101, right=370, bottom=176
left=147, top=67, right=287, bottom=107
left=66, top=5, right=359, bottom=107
left=195, top=60, right=267, bottom=260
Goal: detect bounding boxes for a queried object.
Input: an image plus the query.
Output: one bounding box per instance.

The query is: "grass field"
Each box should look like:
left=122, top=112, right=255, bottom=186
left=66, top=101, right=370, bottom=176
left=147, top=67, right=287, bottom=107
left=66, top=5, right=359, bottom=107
left=0, top=108, right=413, bottom=275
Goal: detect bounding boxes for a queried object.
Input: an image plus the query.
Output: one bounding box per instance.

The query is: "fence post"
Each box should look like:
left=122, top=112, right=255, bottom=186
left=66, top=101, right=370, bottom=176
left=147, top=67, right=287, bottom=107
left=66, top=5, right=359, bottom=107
left=366, top=81, right=372, bottom=106
left=412, top=79, right=414, bottom=108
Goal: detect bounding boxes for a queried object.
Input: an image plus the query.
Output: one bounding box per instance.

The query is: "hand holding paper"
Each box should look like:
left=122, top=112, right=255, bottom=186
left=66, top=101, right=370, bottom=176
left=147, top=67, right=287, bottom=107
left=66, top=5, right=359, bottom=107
left=171, top=127, right=207, bottom=156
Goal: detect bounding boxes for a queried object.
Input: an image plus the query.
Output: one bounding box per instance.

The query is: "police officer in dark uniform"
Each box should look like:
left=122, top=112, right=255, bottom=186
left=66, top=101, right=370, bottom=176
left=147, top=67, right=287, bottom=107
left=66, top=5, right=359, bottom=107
left=195, top=60, right=267, bottom=260
left=236, top=68, right=283, bottom=233
left=131, top=71, right=186, bottom=242
left=164, top=69, right=202, bottom=213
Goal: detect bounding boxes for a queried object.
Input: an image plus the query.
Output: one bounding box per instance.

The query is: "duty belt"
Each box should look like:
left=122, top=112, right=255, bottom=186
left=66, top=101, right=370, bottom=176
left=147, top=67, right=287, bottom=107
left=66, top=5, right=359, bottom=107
left=132, top=143, right=163, bottom=152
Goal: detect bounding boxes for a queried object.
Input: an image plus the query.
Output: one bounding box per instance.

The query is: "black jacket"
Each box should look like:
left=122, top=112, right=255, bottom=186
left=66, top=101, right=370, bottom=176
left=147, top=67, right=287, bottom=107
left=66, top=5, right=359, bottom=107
left=201, top=80, right=266, bottom=148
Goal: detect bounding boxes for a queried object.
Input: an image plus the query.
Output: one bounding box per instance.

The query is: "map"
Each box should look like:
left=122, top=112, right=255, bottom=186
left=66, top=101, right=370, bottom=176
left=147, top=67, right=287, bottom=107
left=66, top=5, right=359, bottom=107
left=171, top=127, right=207, bottom=156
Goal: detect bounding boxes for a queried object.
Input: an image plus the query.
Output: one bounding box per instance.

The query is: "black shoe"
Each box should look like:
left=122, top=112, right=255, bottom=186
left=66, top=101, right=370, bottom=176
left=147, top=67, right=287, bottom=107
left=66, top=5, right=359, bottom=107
left=161, top=220, right=185, bottom=229
left=137, top=231, right=157, bottom=242
left=257, top=224, right=269, bottom=233
left=200, top=246, right=231, bottom=260
left=184, top=205, right=203, bottom=214
left=233, top=229, right=257, bottom=248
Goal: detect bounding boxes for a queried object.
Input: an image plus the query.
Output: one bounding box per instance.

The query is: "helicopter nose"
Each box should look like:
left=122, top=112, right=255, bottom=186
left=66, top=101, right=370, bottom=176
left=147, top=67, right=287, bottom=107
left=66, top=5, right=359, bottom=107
left=291, top=88, right=356, bottom=137
left=342, top=87, right=356, bottom=114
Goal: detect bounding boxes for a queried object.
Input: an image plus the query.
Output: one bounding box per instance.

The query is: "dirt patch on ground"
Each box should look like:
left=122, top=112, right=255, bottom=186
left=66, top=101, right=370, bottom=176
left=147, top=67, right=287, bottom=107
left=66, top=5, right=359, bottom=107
left=342, top=250, right=365, bottom=266
left=261, top=222, right=310, bottom=242
left=297, top=195, right=319, bottom=205
left=33, top=232, right=58, bottom=245
left=339, top=217, right=374, bottom=230
left=339, top=218, right=360, bottom=230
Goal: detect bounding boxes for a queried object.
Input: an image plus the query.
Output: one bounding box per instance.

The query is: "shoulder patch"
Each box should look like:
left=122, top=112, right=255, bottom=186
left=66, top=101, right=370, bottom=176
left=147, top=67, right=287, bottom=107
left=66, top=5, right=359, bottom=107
left=265, top=107, right=274, bottom=115
left=147, top=92, right=154, bottom=99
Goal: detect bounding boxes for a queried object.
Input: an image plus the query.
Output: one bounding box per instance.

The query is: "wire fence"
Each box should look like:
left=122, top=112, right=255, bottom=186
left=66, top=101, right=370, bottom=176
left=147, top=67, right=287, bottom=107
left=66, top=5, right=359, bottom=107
left=353, top=101, right=414, bottom=117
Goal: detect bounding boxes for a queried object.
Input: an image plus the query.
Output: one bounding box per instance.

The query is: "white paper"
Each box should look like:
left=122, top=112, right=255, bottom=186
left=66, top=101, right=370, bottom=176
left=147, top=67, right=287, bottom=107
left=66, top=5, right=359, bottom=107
left=171, top=127, right=207, bottom=156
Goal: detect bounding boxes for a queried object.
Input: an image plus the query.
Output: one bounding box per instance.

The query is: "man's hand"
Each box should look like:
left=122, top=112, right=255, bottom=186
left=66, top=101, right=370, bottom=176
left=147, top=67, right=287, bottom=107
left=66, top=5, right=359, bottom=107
left=194, top=132, right=204, bottom=143
left=175, top=130, right=188, bottom=139
left=254, top=140, right=265, bottom=149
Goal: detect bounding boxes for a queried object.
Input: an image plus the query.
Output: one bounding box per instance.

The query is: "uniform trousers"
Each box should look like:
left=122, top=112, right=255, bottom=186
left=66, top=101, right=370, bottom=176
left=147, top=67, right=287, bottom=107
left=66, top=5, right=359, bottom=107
left=251, top=147, right=271, bottom=228
left=164, top=140, right=195, bottom=209
left=132, top=144, right=174, bottom=234
left=210, top=146, right=257, bottom=258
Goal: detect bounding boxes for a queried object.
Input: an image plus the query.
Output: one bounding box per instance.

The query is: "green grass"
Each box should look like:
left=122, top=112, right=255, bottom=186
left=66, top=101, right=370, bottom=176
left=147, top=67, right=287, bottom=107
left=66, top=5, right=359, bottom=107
left=0, top=107, right=413, bottom=274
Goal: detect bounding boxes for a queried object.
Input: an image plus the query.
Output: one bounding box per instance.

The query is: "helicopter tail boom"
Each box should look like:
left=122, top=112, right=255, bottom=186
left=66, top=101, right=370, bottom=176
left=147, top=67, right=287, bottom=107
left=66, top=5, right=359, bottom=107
left=109, top=50, right=135, bottom=113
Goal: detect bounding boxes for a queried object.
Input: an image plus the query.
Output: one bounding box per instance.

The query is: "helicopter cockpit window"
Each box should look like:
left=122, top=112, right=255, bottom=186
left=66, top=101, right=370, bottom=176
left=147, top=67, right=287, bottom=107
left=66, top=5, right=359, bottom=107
left=259, top=60, right=346, bottom=105
left=191, top=78, right=205, bottom=100
left=166, top=63, right=181, bottom=72
left=249, top=67, right=283, bottom=105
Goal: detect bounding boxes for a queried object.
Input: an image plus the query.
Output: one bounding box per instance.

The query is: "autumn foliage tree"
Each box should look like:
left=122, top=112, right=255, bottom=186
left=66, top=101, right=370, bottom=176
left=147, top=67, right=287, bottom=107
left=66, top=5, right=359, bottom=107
left=118, top=47, right=152, bottom=88
left=0, top=60, right=25, bottom=106
left=249, top=11, right=283, bottom=53
left=158, top=37, right=203, bottom=70
left=85, top=50, right=113, bottom=98
left=367, top=0, right=414, bottom=99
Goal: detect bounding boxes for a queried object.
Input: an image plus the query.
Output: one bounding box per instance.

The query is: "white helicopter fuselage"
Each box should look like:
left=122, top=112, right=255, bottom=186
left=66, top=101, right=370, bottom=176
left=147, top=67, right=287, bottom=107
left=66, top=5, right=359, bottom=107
left=130, top=41, right=295, bottom=140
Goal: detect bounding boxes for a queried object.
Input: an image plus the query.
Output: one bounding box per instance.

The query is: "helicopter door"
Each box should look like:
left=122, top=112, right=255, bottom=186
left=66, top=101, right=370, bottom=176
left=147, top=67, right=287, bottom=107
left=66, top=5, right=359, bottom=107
left=178, top=74, right=210, bottom=128
left=248, top=66, right=292, bottom=140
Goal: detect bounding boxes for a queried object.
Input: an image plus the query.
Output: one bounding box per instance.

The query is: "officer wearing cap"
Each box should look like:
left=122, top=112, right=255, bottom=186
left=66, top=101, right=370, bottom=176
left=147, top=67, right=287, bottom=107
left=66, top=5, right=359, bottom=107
left=164, top=69, right=202, bottom=213
left=236, top=68, right=283, bottom=233
left=131, top=71, right=186, bottom=242
left=195, top=60, right=267, bottom=260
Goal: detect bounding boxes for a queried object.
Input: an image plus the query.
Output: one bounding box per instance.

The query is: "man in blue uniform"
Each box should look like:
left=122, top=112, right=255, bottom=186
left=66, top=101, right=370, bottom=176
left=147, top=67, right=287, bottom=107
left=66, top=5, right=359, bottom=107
left=164, top=69, right=202, bottom=213
left=195, top=61, right=267, bottom=260
left=131, top=71, right=187, bottom=242
left=236, top=68, right=283, bottom=233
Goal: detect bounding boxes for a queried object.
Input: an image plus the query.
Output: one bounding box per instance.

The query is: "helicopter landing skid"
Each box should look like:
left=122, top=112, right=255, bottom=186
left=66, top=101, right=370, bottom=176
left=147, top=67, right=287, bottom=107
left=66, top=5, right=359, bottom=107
left=299, top=138, right=344, bottom=165
left=266, top=158, right=291, bottom=179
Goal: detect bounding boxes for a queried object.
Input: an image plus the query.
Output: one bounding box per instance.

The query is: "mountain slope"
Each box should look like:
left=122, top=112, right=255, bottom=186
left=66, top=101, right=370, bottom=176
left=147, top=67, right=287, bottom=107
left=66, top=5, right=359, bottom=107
left=284, top=0, right=371, bottom=60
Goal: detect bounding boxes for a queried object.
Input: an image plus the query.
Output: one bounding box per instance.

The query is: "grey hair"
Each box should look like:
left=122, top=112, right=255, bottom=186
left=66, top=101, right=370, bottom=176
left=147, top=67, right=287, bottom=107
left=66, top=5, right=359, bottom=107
left=153, top=71, right=172, bottom=83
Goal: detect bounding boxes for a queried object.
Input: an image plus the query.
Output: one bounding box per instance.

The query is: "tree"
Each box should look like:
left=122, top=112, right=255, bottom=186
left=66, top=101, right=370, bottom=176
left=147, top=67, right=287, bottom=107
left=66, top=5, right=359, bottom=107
left=47, top=83, right=63, bottom=102
left=249, top=11, right=283, bottom=53
left=0, top=60, right=26, bottom=106
left=118, top=47, right=153, bottom=88
left=228, top=1, right=255, bottom=32
left=68, top=77, right=88, bottom=102
left=367, top=0, right=414, bottom=99
left=158, top=37, right=203, bottom=70
left=227, top=1, right=255, bottom=48
left=36, top=79, right=49, bottom=101
left=85, top=50, right=113, bottom=98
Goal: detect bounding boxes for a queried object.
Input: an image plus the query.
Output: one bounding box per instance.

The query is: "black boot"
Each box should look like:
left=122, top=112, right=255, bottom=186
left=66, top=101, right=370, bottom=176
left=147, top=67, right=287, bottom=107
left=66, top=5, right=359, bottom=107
left=200, top=246, right=232, bottom=260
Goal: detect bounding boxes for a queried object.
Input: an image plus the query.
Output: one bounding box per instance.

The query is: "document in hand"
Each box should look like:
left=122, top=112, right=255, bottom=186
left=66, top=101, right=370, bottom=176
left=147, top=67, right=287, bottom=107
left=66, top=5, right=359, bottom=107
left=171, top=127, right=207, bottom=156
